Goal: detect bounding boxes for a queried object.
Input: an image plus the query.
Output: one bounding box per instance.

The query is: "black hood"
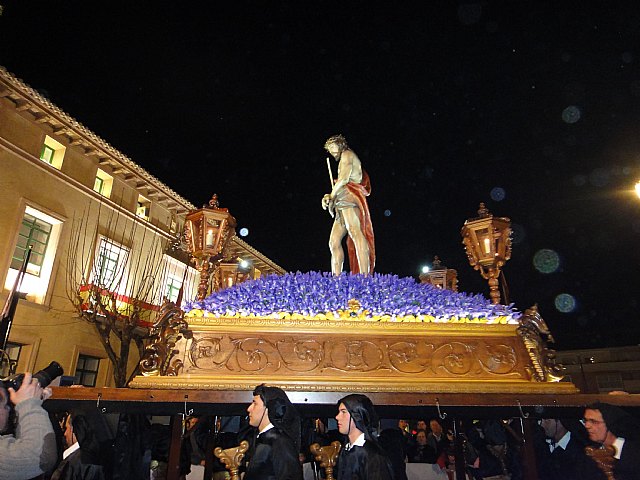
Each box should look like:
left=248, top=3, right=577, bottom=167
left=589, top=402, right=640, bottom=440
left=253, top=384, right=301, bottom=450
left=338, top=394, right=378, bottom=442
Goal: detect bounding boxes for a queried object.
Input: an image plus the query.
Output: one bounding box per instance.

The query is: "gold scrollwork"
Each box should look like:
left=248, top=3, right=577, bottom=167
left=276, top=339, right=324, bottom=371
left=139, top=300, right=192, bottom=376
left=517, top=305, right=564, bottom=382
left=432, top=342, right=475, bottom=375
left=189, top=336, right=235, bottom=370
left=388, top=341, right=434, bottom=373
left=325, top=340, right=386, bottom=372
left=476, top=344, right=518, bottom=375
left=233, top=338, right=280, bottom=372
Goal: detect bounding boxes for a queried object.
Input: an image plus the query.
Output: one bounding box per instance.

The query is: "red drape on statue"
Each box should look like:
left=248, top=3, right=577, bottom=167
left=345, top=170, right=375, bottom=274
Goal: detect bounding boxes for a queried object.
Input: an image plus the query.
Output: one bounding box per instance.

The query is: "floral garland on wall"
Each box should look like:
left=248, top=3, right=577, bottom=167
left=186, top=272, right=520, bottom=324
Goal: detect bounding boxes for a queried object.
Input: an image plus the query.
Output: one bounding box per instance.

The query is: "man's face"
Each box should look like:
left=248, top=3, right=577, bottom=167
left=63, top=415, right=75, bottom=448
left=584, top=408, right=608, bottom=443
left=0, top=388, right=9, bottom=433
left=327, top=143, right=341, bottom=158
left=417, top=420, right=427, bottom=431
left=430, top=420, right=442, bottom=434
left=247, top=395, right=268, bottom=428
left=336, top=403, right=355, bottom=436
left=398, top=419, right=408, bottom=431
left=416, top=431, right=427, bottom=445
left=540, top=418, right=560, bottom=439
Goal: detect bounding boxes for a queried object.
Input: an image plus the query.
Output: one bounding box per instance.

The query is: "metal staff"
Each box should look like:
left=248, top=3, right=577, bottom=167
left=0, top=246, right=32, bottom=352
left=326, top=157, right=334, bottom=187
left=325, top=158, right=335, bottom=218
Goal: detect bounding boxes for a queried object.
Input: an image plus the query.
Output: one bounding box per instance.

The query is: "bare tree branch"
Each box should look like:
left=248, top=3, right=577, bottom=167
left=65, top=199, right=174, bottom=387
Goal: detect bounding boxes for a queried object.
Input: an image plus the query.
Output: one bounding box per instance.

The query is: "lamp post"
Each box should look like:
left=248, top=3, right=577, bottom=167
left=461, top=203, right=512, bottom=304
left=184, top=194, right=237, bottom=300
left=419, top=256, right=458, bottom=291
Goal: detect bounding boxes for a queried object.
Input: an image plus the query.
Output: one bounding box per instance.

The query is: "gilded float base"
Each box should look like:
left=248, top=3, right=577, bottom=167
left=129, top=374, right=577, bottom=394
left=130, top=314, right=577, bottom=394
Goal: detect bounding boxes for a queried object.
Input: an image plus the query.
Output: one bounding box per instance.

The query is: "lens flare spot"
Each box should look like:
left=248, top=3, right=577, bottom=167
left=239, top=228, right=249, bottom=237
left=490, top=187, right=506, bottom=201
left=384, top=209, right=392, bottom=217
left=533, top=249, right=560, bottom=274
left=555, top=293, right=576, bottom=313
left=562, top=106, right=581, bottom=124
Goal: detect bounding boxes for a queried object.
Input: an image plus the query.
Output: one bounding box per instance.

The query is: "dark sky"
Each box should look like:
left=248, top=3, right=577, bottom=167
left=2, top=2, right=640, bottom=350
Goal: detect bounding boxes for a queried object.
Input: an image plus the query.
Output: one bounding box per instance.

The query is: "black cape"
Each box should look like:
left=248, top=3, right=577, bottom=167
left=615, top=438, right=640, bottom=480
left=535, top=432, right=605, bottom=480
left=336, top=441, right=395, bottom=480
left=244, top=427, right=302, bottom=480
left=50, top=449, right=106, bottom=480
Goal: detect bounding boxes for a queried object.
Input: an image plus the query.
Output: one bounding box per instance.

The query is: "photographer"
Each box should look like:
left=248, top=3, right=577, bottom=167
left=0, top=372, right=58, bottom=480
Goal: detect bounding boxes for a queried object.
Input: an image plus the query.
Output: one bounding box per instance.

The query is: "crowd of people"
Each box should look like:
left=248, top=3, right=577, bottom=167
left=2, top=377, right=640, bottom=480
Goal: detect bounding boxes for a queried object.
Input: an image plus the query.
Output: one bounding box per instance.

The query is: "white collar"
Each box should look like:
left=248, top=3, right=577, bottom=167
left=63, top=441, right=80, bottom=460
left=549, top=430, right=571, bottom=452
left=612, top=437, right=626, bottom=460
left=346, top=432, right=366, bottom=450
left=257, top=423, right=274, bottom=437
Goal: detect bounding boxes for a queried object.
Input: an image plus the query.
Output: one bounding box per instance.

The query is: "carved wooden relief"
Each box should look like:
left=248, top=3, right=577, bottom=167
left=129, top=315, right=577, bottom=393
left=185, top=333, right=523, bottom=380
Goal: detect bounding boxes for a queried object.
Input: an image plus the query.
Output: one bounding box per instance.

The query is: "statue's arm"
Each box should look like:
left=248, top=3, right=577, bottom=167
left=329, top=151, right=353, bottom=198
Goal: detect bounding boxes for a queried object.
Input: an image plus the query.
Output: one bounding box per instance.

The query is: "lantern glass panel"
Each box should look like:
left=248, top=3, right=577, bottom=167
left=205, top=227, right=215, bottom=248
left=475, top=228, right=492, bottom=256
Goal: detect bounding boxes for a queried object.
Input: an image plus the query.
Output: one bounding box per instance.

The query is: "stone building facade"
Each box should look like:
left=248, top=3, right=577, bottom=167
left=0, top=66, right=284, bottom=387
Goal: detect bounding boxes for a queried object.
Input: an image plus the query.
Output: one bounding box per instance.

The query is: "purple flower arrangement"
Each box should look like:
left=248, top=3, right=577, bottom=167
left=186, top=272, right=520, bottom=323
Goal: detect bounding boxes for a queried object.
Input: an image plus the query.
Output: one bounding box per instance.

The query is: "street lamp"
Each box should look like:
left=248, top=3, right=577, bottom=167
left=461, top=203, right=512, bottom=304
left=419, top=256, right=458, bottom=291
left=184, top=194, right=237, bottom=300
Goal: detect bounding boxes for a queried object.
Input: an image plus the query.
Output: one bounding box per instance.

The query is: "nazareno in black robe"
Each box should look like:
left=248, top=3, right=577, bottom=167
left=244, top=427, right=302, bottom=480
left=335, top=394, right=395, bottom=480
left=336, top=440, right=395, bottom=480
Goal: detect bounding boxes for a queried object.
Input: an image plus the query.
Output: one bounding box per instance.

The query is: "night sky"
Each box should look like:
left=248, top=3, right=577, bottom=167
left=2, top=2, right=640, bottom=350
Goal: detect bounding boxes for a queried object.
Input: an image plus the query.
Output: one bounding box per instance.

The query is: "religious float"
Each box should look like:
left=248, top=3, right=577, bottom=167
left=130, top=271, right=574, bottom=394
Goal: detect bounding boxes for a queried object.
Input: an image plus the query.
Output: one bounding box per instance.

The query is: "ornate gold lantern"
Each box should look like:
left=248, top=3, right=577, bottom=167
left=461, top=203, right=511, bottom=304
left=419, top=256, right=458, bottom=291
left=184, top=195, right=236, bottom=300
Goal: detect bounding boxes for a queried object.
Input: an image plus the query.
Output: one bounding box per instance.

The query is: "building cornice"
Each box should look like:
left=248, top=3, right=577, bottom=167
left=0, top=66, right=286, bottom=274
left=0, top=66, right=195, bottom=214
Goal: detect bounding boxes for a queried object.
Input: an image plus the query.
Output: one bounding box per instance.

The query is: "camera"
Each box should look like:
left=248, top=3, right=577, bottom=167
left=0, top=361, right=64, bottom=391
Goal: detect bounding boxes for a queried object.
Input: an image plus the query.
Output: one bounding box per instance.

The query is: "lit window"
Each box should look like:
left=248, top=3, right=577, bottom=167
left=39, top=135, right=65, bottom=170
left=160, top=255, right=197, bottom=306
left=0, top=342, right=22, bottom=377
left=74, top=354, right=100, bottom=387
left=169, top=212, right=178, bottom=234
left=165, top=276, right=182, bottom=303
left=93, top=238, right=129, bottom=288
left=11, top=213, right=53, bottom=277
left=93, top=169, right=113, bottom=198
left=5, top=206, right=63, bottom=304
left=40, top=145, right=55, bottom=164
left=136, top=195, right=151, bottom=220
